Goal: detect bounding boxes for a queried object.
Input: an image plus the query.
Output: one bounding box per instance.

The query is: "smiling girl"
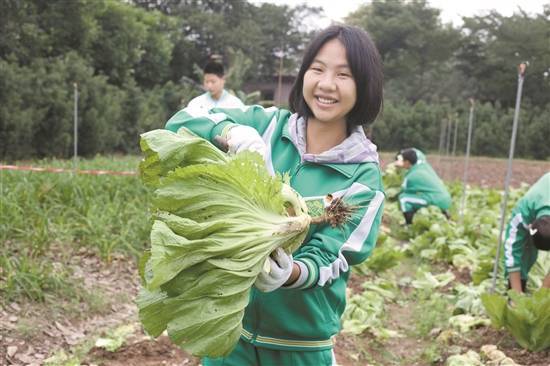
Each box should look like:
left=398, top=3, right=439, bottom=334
left=165, top=24, right=385, bottom=366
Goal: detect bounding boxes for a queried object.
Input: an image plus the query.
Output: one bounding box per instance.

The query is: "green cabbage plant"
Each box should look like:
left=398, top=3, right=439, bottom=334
left=481, top=288, right=550, bottom=351
left=136, top=129, right=352, bottom=357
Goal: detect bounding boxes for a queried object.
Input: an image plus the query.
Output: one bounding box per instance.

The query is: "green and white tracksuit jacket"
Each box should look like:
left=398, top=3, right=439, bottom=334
left=398, top=150, right=451, bottom=213
left=504, top=172, right=550, bottom=281
left=165, top=105, right=385, bottom=351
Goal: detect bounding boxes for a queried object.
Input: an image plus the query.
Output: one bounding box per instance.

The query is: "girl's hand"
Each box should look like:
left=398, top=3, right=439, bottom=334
left=255, top=248, right=293, bottom=292
left=226, top=125, right=267, bottom=157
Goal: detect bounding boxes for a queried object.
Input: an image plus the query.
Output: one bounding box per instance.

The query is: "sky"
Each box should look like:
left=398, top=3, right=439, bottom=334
left=251, top=0, right=548, bottom=27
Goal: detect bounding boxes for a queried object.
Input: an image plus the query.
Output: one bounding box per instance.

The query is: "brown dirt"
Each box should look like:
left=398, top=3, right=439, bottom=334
left=0, top=249, right=199, bottom=366
left=379, top=153, right=550, bottom=188
left=444, top=326, right=550, bottom=366
left=85, top=335, right=199, bottom=366
left=451, top=267, right=473, bottom=285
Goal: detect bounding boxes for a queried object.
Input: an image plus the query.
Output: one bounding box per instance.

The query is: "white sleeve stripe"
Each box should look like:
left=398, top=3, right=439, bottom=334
left=399, top=196, right=427, bottom=211
left=332, top=182, right=371, bottom=199
left=342, top=190, right=385, bottom=253
left=303, top=182, right=371, bottom=207
left=261, top=115, right=278, bottom=176
left=318, top=252, right=349, bottom=286
left=316, top=190, right=384, bottom=287
left=504, top=213, right=523, bottom=267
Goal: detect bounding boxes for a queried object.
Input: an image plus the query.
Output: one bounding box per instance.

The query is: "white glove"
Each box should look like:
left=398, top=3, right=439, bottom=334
left=255, top=248, right=293, bottom=292
left=226, top=125, right=267, bottom=157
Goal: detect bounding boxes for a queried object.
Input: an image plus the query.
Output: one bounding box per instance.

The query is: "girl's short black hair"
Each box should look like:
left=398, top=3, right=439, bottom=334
left=289, top=24, right=383, bottom=127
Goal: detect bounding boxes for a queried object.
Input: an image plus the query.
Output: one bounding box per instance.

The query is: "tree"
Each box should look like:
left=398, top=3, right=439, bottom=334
left=346, top=0, right=460, bottom=102
left=458, top=9, right=550, bottom=107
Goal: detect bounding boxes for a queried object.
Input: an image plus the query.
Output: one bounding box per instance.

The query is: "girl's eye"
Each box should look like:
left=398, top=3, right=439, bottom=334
left=310, top=66, right=323, bottom=72
left=338, top=72, right=351, bottom=78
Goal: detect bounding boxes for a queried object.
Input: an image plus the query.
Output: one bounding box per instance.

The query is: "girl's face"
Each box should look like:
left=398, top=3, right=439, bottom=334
left=303, top=39, right=357, bottom=129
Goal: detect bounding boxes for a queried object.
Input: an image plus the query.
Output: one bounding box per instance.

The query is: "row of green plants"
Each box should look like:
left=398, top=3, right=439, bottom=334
left=341, top=166, right=550, bottom=363
left=0, top=156, right=150, bottom=304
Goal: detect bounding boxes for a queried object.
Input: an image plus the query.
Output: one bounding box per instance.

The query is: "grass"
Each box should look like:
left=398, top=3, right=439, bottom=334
left=0, top=155, right=150, bottom=305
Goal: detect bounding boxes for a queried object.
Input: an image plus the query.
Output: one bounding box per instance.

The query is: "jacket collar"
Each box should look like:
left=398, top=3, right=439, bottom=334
left=282, top=114, right=379, bottom=177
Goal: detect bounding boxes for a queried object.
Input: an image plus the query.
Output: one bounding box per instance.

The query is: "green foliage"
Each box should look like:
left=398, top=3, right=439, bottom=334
left=0, top=0, right=317, bottom=160
left=347, top=0, right=461, bottom=103
left=412, top=292, right=453, bottom=337
left=372, top=99, right=550, bottom=160
left=458, top=10, right=550, bottom=108
left=94, top=324, right=136, bottom=352
left=341, top=280, right=398, bottom=339
left=446, top=350, right=483, bottom=366
left=481, top=289, right=550, bottom=351
left=137, top=129, right=312, bottom=357
left=0, top=254, right=76, bottom=303
left=364, top=244, right=404, bottom=274
left=354, top=234, right=404, bottom=275
left=0, top=156, right=150, bottom=303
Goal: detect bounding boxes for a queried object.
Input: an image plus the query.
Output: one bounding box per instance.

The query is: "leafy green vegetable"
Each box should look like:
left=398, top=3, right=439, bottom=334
left=341, top=280, right=399, bottom=339
left=94, top=324, right=136, bottom=352
left=445, top=350, right=483, bottom=366
left=139, top=128, right=228, bottom=188
left=136, top=129, right=321, bottom=357
left=411, top=270, right=455, bottom=290
left=481, top=288, right=550, bottom=351
left=448, top=314, right=490, bottom=333
left=353, top=236, right=403, bottom=275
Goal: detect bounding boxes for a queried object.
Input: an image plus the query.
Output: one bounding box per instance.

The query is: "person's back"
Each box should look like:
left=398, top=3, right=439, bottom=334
left=186, top=61, right=244, bottom=114
left=403, top=159, right=451, bottom=210
left=396, top=148, right=451, bottom=223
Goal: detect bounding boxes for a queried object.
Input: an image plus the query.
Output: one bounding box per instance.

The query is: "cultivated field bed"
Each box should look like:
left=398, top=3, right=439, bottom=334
left=1, top=155, right=549, bottom=365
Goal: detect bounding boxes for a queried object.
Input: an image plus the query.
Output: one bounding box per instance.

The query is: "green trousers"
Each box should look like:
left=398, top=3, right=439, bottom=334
left=202, top=338, right=335, bottom=366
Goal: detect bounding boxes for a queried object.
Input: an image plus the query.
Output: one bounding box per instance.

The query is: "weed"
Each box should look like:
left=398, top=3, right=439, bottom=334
left=1, top=156, right=149, bottom=303
left=16, top=317, right=37, bottom=340
left=412, top=292, right=453, bottom=337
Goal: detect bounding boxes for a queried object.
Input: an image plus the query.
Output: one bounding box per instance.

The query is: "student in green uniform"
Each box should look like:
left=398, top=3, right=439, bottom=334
left=394, top=148, right=451, bottom=224
left=165, top=24, right=385, bottom=366
left=503, top=172, right=550, bottom=293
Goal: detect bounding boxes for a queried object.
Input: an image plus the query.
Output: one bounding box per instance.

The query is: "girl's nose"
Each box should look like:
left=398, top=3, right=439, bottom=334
left=317, top=74, right=336, bottom=91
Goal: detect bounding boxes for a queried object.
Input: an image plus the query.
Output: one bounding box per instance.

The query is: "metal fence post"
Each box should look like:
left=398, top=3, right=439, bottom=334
left=73, top=82, right=78, bottom=172
left=460, top=99, right=475, bottom=219
left=491, top=63, right=527, bottom=292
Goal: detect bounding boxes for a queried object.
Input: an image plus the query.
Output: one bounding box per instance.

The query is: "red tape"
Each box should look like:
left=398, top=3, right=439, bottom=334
left=0, top=165, right=137, bottom=176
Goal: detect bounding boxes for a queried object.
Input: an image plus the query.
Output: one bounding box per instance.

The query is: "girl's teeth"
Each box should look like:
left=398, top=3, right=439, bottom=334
left=318, top=97, right=336, bottom=104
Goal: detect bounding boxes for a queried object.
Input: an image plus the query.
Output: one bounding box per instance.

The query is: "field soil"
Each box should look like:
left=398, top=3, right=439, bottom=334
left=1, top=158, right=549, bottom=366
left=379, top=153, right=549, bottom=188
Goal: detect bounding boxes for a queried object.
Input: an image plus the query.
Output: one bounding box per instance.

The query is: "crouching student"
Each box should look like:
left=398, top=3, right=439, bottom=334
left=395, top=148, right=451, bottom=224
left=504, top=172, right=550, bottom=293
left=165, top=25, right=385, bottom=366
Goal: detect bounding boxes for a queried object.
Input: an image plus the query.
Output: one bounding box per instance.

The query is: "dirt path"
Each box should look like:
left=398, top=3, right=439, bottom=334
left=0, top=249, right=198, bottom=366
